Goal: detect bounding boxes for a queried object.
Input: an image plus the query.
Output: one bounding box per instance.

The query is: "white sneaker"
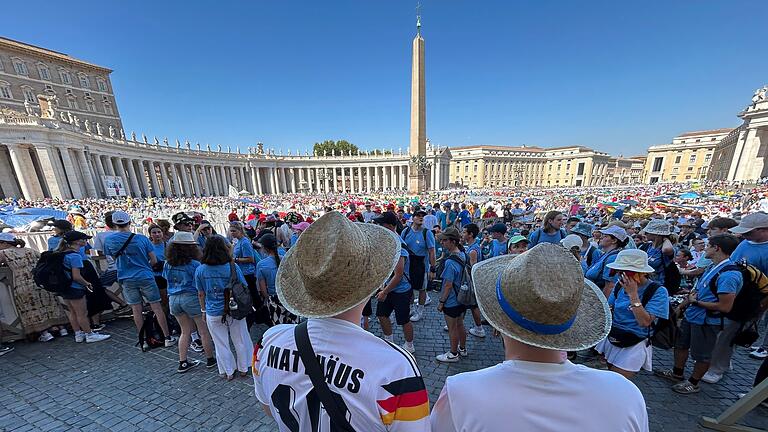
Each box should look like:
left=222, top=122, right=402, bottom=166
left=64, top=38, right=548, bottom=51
left=59, top=328, right=68, bottom=337
left=750, top=348, right=768, bottom=359
left=443, top=325, right=448, bottom=332
left=164, top=336, right=178, bottom=347
left=458, top=346, right=468, bottom=357
left=436, top=351, right=460, bottom=363
left=402, top=342, right=415, bottom=354
left=749, top=345, right=762, bottom=351
left=424, top=296, right=432, bottom=306
left=701, top=371, right=723, bottom=384
left=410, top=310, right=422, bottom=322
left=38, top=331, right=54, bottom=342
left=85, top=332, right=111, bottom=343
left=74, top=331, right=86, bottom=343
left=469, top=327, right=486, bottom=338
left=383, top=334, right=394, bottom=343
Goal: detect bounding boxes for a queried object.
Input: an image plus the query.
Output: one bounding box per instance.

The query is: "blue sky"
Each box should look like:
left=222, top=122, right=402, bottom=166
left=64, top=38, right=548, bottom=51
left=5, top=1, right=767, bottom=156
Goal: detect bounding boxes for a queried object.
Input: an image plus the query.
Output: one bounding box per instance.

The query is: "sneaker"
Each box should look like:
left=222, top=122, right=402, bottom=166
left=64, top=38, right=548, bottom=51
left=749, top=345, right=761, bottom=352
left=206, top=357, right=217, bottom=368
left=443, top=325, right=448, bottom=332
left=114, top=305, right=133, bottom=318
left=458, top=346, right=468, bottom=357
left=672, top=380, right=700, bottom=394
left=85, top=332, right=111, bottom=343
left=424, top=296, right=432, bottom=306
left=436, top=351, right=460, bottom=363
left=74, top=331, right=86, bottom=343
left=164, top=336, right=178, bottom=347
left=177, top=360, right=200, bottom=373
left=653, top=368, right=684, bottom=382
left=91, top=323, right=106, bottom=332
left=142, top=342, right=150, bottom=351
left=190, top=340, right=204, bottom=353
left=410, top=310, right=422, bottom=322
left=469, top=326, right=486, bottom=338
left=401, top=342, right=415, bottom=354
left=0, top=345, right=14, bottom=356
left=750, top=348, right=768, bottom=359
left=701, top=371, right=723, bottom=384
left=38, top=331, right=54, bottom=342
left=382, top=334, right=394, bottom=343
left=58, top=328, right=68, bottom=337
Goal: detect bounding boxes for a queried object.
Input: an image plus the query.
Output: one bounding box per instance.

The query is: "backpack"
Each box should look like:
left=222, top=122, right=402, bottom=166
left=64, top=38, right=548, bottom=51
left=401, top=228, right=429, bottom=290
left=446, top=254, right=476, bottom=306
left=611, top=281, right=675, bottom=348
left=33, top=251, right=76, bottom=293
left=593, top=249, right=621, bottom=289
left=531, top=228, right=567, bottom=245
left=661, top=254, right=682, bottom=295
left=137, top=309, right=166, bottom=351
left=585, top=244, right=597, bottom=268
left=227, top=261, right=254, bottom=320
left=708, top=261, right=768, bottom=323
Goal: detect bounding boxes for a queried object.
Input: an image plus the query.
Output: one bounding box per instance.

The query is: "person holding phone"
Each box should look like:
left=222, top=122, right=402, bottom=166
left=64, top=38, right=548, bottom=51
left=595, top=249, right=669, bottom=379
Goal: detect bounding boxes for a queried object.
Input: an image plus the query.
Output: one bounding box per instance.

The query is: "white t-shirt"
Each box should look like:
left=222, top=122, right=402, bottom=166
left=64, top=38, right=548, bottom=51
left=253, top=318, right=430, bottom=432
left=430, top=359, right=649, bottom=432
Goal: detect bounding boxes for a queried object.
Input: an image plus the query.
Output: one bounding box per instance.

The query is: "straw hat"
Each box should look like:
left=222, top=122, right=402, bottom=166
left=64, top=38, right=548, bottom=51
left=641, top=219, right=673, bottom=236
left=276, top=212, right=400, bottom=318
left=471, top=243, right=611, bottom=351
left=606, top=249, right=655, bottom=273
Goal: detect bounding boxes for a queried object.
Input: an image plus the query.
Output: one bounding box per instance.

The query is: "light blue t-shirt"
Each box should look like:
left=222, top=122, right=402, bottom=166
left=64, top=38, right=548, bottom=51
left=197, top=233, right=230, bottom=250
left=62, top=252, right=84, bottom=290
left=609, top=281, right=670, bottom=338
left=585, top=248, right=620, bottom=287
left=163, top=260, right=201, bottom=296
left=731, top=241, right=768, bottom=274
left=466, top=242, right=483, bottom=264
left=151, top=241, right=167, bottom=277
left=194, top=263, right=247, bottom=316
left=528, top=229, right=566, bottom=247
left=458, top=210, right=472, bottom=226
left=685, top=259, right=743, bottom=325
left=256, top=253, right=284, bottom=296
left=436, top=210, right=446, bottom=230
left=489, top=239, right=506, bottom=258
left=389, top=240, right=411, bottom=294
left=441, top=251, right=467, bottom=308
left=581, top=245, right=601, bottom=273
left=233, top=238, right=257, bottom=275
left=103, top=232, right=154, bottom=281
left=48, top=236, right=91, bottom=259
left=401, top=226, right=435, bottom=272
left=646, top=245, right=675, bottom=283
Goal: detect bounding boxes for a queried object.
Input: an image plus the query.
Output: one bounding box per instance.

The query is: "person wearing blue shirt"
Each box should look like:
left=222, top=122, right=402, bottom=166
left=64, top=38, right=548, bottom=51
left=655, top=234, right=743, bottom=395
left=585, top=226, right=628, bottom=296
left=148, top=225, right=169, bottom=303
left=458, top=204, right=472, bottom=228
left=374, top=211, right=415, bottom=353
left=462, top=223, right=486, bottom=338
left=103, top=211, right=174, bottom=347
left=435, top=204, right=447, bottom=230
left=163, top=232, right=215, bottom=373
left=401, top=211, right=436, bottom=322
left=194, top=235, right=253, bottom=380
left=195, top=220, right=230, bottom=250
left=48, top=219, right=92, bottom=259
left=487, top=223, right=508, bottom=258
left=528, top=211, right=567, bottom=247
left=436, top=227, right=468, bottom=363
left=256, top=234, right=295, bottom=326
left=640, top=219, right=676, bottom=284
left=594, top=249, right=669, bottom=379
left=229, top=222, right=260, bottom=329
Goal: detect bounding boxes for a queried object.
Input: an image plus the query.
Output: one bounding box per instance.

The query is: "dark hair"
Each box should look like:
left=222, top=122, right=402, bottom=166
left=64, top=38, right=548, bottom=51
left=677, top=248, right=693, bottom=260
left=567, top=216, right=581, bottom=224
left=147, top=224, right=163, bottom=236
left=201, top=236, right=232, bottom=265
left=708, top=217, right=739, bottom=231
left=543, top=211, right=563, bottom=231
left=463, top=223, right=479, bottom=238
left=104, top=211, right=116, bottom=229
left=260, top=234, right=281, bottom=267
left=707, top=234, right=740, bottom=256
left=166, top=242, right=202, bottom=266
left=605, top=234, right=629, bottom=249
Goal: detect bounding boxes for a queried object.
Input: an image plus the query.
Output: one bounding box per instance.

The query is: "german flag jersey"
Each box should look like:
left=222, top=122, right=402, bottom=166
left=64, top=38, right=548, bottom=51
left=253, top=318, right=430, bottom=431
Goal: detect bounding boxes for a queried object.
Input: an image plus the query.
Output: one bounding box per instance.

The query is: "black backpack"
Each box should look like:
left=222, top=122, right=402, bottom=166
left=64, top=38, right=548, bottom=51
left=612, top=281, right=675, bottom=348
left=227, top=262, right=254, bottom=321
left=708, top=261, right=768, bottom=323
left=661, top=254, right=682, bottom=295
left=33, top=250, right=76, bottom=293
left=401, top=227, right=429, bottom=290
left=137, top=309, right=166, bottom=351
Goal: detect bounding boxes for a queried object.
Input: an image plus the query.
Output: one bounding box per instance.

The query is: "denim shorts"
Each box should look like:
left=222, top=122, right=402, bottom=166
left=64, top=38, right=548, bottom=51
left=121, top=278, right=161, bottom=305
left=170, top=292, right=202, bottom=317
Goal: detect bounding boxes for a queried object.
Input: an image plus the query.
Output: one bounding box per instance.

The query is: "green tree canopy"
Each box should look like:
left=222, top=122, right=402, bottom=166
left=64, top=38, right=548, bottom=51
left=313, top=140, right=359, bottom=156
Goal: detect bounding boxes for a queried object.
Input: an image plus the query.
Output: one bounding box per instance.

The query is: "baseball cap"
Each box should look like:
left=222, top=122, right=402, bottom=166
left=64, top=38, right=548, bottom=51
left=373, top=212, right=399, bottom=227
left=111, top=211, right=132, bottom=225
left=730, top=212, right=768, bottom=234
left=488, top=223, right=507, bottom=234
left=507, top=235, right=528, bottom=245
left=413, top=210, right=428, bottom=217
left=561, top=234, right=583, bottom=250
left=598, top=225, right=628, bottom=242
left=62, top=230, right=92, bottom=242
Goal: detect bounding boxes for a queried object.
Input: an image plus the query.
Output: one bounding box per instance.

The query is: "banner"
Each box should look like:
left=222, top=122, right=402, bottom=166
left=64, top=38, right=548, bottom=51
left=227, top=185, right=239, bottom=198
left=102, top=175, right=127, bottom=197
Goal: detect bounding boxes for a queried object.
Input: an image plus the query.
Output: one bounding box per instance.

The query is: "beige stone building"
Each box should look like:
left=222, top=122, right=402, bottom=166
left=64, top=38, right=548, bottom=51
left=643, top=129, right=731, bottom=184
left=448, top=145, right=642, bottom=188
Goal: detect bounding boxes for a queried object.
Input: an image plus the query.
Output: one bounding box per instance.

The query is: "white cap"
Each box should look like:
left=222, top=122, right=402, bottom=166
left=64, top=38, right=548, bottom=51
left=561, top=234, right=583, bottom=250
left=112, top=211, right=131, bottom=225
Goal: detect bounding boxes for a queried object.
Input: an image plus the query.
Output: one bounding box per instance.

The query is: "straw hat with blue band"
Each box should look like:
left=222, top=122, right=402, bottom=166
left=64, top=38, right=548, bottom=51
left=471, top=243, right=612, bottom=351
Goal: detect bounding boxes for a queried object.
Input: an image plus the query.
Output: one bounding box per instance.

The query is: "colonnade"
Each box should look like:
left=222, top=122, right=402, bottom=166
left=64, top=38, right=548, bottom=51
left=249, top=164, right=412, bottom=194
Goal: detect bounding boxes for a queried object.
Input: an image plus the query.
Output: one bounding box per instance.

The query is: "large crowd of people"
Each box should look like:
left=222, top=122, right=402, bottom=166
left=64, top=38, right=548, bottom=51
left=1, top=181, right=768, bottom=431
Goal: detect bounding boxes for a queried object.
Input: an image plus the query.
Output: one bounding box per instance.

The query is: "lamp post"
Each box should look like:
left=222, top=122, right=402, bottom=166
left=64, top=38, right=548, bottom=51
left=410, top=155, right=432, bottom=192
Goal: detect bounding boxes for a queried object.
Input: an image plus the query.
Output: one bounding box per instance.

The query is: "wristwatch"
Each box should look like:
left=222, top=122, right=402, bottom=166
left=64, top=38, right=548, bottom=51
left=628, top=302, right=642, bottom=310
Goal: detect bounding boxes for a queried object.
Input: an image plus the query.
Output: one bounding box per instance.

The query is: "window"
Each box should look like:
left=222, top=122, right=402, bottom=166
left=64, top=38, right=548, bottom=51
left=687, top=167, right=694, bottom=171
left=67, top=96, right=79, bottom=110
left=22, top=87, right=35, bottom=103
left=0, top=82, right=11, bottom=99
left=65, top=89, right=73, bottom=96
left=689, top=154, right=696, bottom=163
left=674, top=155, right=681, bottom=164
left=84, top=92, right=91, bottom=98
left=704, top=153, right=712, bottom=163
left=12, top=59, right=28, bottom=75
left=104, top=103, right=114, bottom=115
left=652, top=157, right=664, bottom=172
left=37, top=64, right=50, bottom=80
left=78, top=74, right=90, bottom=89
left=85, top=99, right=96, bottom=112
left=59, top=69, right=72, bottom=84
left=97, top=78, right=107, bottom=92
left=681, top=140, right=686, bottom=143
left=685, top=175, right=692, bottom=180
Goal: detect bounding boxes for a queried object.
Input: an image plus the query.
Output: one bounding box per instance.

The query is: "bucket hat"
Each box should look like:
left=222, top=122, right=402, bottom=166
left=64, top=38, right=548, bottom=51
left=641, top=219, right=673, bottom=236
left=170, top=231, right=197, bottom=245
left=729, top=212, right=768, bottom=234
left=571, top=222, right=594, bottom=238
left=276, top=212, right=400, bottom=318
left=471, top=243, right=611, bottom=351
left=606, top=249, right=655, bottom=273
left=437, top=227, right=461, bottom=242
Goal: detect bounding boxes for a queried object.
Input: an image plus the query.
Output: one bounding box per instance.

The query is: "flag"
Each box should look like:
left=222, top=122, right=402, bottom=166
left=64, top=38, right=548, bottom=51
left=228, top=185, right=239, bottom=198
left=377, top=376, right=429, bottom=425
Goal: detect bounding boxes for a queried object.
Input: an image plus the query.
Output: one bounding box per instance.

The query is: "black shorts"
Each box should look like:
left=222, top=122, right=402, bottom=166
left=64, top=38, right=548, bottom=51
left=443, top=304, right=468, bottom=319
left=376, top=291, right=412, bottom=325
left=59, top=287, right=86, bottom=300
left=362, top=297, right=373, bottom=317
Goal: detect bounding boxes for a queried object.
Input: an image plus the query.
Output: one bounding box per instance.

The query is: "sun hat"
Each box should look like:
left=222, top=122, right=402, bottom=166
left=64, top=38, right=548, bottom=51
left=276, top=212, right=400, bottom=318
left=170, top=231, right=197, bottom=245
left=488, top=223, right=507, bottom=234
left=471, top=243, right=611, bottom=351
left=507, top=235, right=528, bottom=246
left=729, top=212, right=768, bottom=234
left=293, top=222, right=310, bottom=232
left=68, top=207, right=84, bottom=216
left=641, top=219, right=673, bottom=236
left=598, top=225, right=628, bottom=242
left=437, top=227, right=461, bottom=242
left=111, top=211, right=131, bottom=225
left=172, top=212, right=194, bottom=226
left=571, top=222, right=594, bottom=237
left=62, top=230, right=92, bottom=242
left=0, top=232, right=16, bottom=243
left=561, top=234, right=582, bottom=250
left=606, top=249, right=655, bottom=273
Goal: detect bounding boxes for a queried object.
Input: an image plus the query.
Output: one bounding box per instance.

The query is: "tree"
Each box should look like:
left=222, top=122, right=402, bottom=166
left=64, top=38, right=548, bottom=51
left=312, top=140, right=359, bottom=156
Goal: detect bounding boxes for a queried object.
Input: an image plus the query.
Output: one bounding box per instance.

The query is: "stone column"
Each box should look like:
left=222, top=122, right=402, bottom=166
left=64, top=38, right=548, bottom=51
left=147, top=162, right=161, bottom=197
left=200, top=165, right=211, bottom=196
left=314, top=168, right=321, bottom=193
left=113, top=158, right=129, bottom=196
left=74, top=149, right=99, bottom=198
left=34, top=146, right=69, bottom=199
left=238, top=167, right=247, bottom=192
left=58, top=148, right=84, bottom=198
left=92, top=154, right=107, bottom=197
left=168, top=163, right=180, bottom=197
left=191, top=165, right=202, bottom=196
left=135, top=160, right=150, bottom=197
left=159, top=163, right=171, bottom=197
left=125, top=158, right=142, bottom=197
left=340, top=167, right=346, bottom=193
left=321, top=168, right=328, bottom=192
left=277, top=168, right=286, bottom=193
left=435, top=160, right=442, bottom=190
left=255, top=167, right=264, bottom=194
left=7, top=145, right=44, bottom=200
left=289, top=168, right=296, bottom=193
left=205, top=166, right=216, bottom=196
left=177, top=164, right=190, bottom=197
left=250, top=167, right=259, bottom=195
left=103, top=155, right=115, bottom=176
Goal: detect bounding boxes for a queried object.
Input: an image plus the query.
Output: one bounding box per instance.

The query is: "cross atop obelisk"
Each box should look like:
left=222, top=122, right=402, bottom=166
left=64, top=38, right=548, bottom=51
left=408, top=4, right=427, bottom=194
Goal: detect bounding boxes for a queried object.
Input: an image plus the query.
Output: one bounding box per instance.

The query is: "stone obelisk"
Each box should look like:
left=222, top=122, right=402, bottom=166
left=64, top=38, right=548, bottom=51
left=408, top=14, right=426, bottom=194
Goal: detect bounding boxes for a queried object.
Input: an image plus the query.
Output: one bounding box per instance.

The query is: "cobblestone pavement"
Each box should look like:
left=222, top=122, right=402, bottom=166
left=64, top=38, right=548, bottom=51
left=1, top=295, right=767, bottom=432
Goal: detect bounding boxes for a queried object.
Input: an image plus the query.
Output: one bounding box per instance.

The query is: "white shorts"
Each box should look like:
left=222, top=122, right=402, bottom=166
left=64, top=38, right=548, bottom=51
left=595, top=337, right=653, bottom=373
